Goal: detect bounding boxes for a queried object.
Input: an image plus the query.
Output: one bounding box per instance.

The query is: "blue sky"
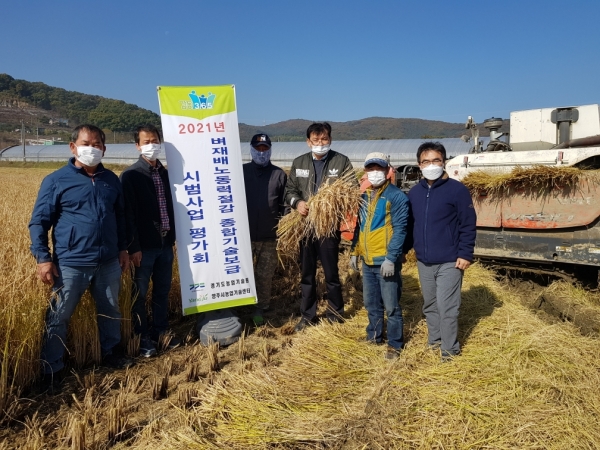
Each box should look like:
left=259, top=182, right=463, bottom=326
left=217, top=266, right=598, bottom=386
left=2, top=0, right=599, bottom=126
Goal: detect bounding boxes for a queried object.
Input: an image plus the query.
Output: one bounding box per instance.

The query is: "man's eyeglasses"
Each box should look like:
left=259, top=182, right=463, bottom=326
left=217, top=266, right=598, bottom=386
left=419, top=159, right=443, bottom=167
left=309, top=138, right=330, bottom=145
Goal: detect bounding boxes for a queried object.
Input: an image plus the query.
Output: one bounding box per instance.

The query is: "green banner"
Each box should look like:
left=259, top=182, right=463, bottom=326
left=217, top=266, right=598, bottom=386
left=183, top=296, right=255, bottom=315
left=157, top=85, right=236, bottom=120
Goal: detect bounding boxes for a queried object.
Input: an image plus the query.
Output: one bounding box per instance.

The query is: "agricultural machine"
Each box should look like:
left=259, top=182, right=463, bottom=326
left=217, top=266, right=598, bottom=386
left=398, top=104, right=600, bottom=277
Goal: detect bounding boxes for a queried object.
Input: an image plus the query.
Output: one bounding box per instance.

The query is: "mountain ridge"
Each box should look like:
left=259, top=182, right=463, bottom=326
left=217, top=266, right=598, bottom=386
left=0, top=73, right=508, bottom=145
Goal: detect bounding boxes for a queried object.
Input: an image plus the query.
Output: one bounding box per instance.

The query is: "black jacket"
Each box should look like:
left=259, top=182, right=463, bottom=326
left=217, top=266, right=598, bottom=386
left=120, top=157, right=176, bottom=253
left=243, top=161, right=287, bottom=241
left=284, top=150, right=354, bottom=208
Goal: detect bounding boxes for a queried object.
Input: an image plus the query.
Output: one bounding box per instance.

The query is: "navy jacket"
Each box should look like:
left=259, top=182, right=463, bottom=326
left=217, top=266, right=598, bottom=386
left=407, top=175, right=476, bottom=264
left=243, top=161, right=287, bottom=241
left=29, top=158, right=127, bottom=266
left=120, top=157, right=176, bottom=253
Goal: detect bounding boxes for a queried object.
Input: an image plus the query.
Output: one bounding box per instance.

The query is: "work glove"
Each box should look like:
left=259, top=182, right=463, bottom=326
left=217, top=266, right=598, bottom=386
left=349, top=255, right=359, bottom=271
left=380, top=259, right=394, bottom=277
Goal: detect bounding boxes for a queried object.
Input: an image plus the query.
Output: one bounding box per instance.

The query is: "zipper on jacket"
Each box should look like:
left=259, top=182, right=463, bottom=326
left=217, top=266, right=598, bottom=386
left=424, top=185, right=431, bottom=262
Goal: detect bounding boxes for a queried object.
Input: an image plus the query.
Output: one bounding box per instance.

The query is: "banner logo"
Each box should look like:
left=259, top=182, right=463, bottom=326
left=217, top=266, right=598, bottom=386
left=181, top=90, right=216, bottom=110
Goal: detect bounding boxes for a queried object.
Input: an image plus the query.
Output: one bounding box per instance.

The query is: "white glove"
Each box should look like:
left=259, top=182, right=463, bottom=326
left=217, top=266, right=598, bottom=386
left=380, top=259, right=394, bottom=277
left=350, top=255, right=359, bottom=271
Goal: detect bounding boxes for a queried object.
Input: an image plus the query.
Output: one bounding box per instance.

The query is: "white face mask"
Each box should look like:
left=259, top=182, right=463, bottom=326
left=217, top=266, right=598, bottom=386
left=421, top=164, right=444, bottom=181
left=76, top=145, right=103, bottom=167
left=140, top=143, right=161, bottom=161
left=367, top=170, right=386, bottom=187
left=311, top=144, right=330, bottom=156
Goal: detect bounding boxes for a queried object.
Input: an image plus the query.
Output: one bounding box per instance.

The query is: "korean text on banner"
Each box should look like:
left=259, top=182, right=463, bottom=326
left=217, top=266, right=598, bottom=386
left=157, top=85, right=256, bottom=315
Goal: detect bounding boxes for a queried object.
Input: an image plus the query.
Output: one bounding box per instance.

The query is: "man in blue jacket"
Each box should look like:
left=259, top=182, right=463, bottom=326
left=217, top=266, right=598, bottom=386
left=350, top=152, right=409, bottom=359
left=29, top=124, right=133, bottom=392
left=407, top=142, right=476, bottom=361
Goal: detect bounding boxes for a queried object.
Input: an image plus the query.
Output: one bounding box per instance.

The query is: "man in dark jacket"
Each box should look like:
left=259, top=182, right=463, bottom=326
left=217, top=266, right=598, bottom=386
left=284, top=122, right=354, bottom=331
left=120, top=124, right=179, bottom=357
left=407, top=142, right=477, bottom=361
left=243, top=133, right=287, bottom=326
left=29, top=124, right=133, bottom=391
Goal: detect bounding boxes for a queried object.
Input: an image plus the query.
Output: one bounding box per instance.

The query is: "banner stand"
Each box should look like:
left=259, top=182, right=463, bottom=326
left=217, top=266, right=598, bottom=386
left=157, top=85, right=256, bottom=345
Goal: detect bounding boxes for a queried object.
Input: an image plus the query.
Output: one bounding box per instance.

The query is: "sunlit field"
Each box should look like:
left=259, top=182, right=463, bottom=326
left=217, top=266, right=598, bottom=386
left=1, top=165, right=600, bottom=449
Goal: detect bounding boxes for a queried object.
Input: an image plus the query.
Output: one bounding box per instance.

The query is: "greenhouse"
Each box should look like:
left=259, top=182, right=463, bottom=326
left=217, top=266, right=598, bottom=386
left=0, top=137, right=488, bottom=167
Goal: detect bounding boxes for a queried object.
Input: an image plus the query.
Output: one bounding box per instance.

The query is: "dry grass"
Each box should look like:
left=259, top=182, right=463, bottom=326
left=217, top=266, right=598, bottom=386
left=141, top=263, right=600, bottom=449
left=0, top=169, right=49, bottom=415
left=277, top=171, right=362, bottom=259
left=462, top=165, right=600, bottom=197
left=3, top=167, right=600, bottom=448
left=0, top=168, right=157, bottom=416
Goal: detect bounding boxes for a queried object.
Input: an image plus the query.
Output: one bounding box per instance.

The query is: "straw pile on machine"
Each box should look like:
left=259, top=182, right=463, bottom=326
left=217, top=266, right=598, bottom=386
left=462, top=164, right=600, bottom=197
left=276, top=171, right=363, bottom=259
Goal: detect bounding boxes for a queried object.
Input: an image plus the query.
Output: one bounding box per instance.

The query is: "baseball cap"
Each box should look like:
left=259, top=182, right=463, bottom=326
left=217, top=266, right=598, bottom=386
left=251, top=133, right=272, bottom=149
left=364, top=152, right=389, bottom=168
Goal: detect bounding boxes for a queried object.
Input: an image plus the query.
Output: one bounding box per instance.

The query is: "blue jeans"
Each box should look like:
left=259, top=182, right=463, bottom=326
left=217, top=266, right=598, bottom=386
left=362, top=262, right=404, bottom=350
left=41, top=259, right=123, bottom=374
left=131, top=245, right=174, bottom=339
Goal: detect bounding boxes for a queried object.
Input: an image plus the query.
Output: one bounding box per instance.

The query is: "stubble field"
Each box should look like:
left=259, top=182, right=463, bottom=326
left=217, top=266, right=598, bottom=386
left=1, top=166, right=600, bottom=449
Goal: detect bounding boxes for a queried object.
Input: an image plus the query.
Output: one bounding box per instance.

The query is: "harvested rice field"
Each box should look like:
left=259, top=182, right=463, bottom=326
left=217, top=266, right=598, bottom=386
left=2, top=166, right=600, bottom=449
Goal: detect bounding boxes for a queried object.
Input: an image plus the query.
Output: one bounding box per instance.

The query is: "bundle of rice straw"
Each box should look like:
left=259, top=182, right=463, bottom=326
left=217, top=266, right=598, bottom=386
left=462, top=165, right=600, bottom=197
left=277, top=171, right=363, bottom=259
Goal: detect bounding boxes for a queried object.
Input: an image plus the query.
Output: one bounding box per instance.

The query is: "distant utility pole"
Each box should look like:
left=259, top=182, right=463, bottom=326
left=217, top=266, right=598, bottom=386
left=21, top=119, right=25, bottom=162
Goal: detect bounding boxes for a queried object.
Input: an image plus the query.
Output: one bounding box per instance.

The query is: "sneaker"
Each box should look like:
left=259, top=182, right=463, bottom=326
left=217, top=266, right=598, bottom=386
left=294, top=317, right=315, bottom=333
left=157, top=332, right=182, bottom=350
left=102, top=352, right=135, bottom=370
left=440, top=350, right=460, bottom=363
left=385, top=346, right=401, bottom=360
left=252, top=315, right=265, bottom=327
left=166, top=335, right=182, bottom=350
left=139, top=338, right=157, bottom=358
left=361, top=336, right=384, bottom=345
left=326, top=315, right=345, bottom=324
left=35, top=370, right=63, bottom=396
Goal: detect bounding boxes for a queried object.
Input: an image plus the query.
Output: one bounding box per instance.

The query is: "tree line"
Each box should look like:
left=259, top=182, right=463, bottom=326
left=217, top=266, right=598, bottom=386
left=0, top=74, right=160, bottom=132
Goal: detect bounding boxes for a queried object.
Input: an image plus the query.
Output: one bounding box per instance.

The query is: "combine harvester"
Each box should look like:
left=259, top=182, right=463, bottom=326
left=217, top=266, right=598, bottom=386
left=441, top=105, right=600, bottom=280
left=348, top=105, right=600, bottom=281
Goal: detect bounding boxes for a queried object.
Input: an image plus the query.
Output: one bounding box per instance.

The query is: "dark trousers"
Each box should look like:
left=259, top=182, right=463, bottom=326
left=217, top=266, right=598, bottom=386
left=299, top=235, right=344, bottom=321
left=131, top=244, right=174, bottom=339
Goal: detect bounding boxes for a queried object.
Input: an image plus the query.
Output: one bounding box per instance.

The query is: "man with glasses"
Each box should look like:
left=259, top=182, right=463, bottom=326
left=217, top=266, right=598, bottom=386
left=284, top=122, right=354, bottom=332
left=407, top=142, right=476, bottom=361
